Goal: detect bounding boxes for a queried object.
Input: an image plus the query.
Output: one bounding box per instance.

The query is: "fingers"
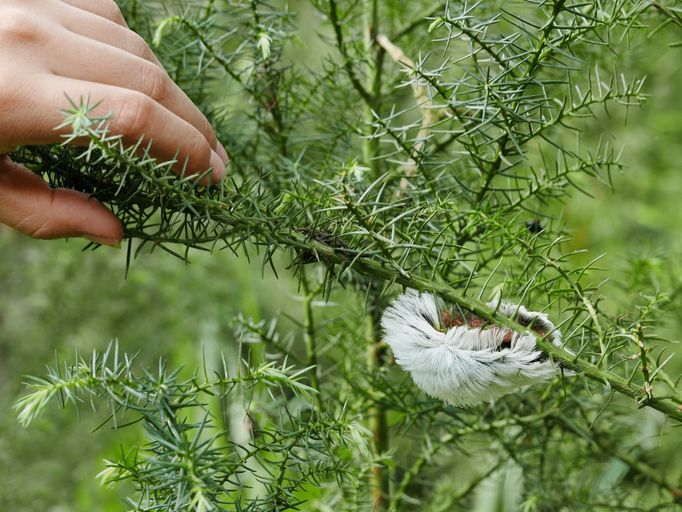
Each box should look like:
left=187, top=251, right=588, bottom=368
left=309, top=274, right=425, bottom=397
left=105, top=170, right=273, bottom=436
left=54, top=0, right=228, bottom=181
left=0, top=0, right=228, bottom=184
left=0, top=156, right=123, bottom=245
left=59, top=4, right=161, bottom=65
left=58, top=0, right=128, bottom=27
left=56, top=0, right=228, bottom=165
left=12, top=76, right=226, bottom=184
left=50, top=28, right=219, bottom=152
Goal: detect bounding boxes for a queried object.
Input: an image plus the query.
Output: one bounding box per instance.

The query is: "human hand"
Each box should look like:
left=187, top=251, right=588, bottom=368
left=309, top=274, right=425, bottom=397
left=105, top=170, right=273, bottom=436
left=0, top=0, right=229, bottom=247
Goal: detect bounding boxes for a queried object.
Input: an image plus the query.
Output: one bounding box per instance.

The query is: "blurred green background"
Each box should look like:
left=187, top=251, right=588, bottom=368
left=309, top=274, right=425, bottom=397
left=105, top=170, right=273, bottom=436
left=2, top=5, right=682, bottom=512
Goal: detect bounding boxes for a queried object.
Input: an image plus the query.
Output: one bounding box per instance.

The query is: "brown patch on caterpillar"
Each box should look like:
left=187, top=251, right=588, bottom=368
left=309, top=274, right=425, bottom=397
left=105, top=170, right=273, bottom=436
left=439, top=310, right=462, bottom=329
left=439, top=308, right=549, bottom=351
left=514, top=312, right=551, bottom=336
left=500, top=331, right=513, bottom=349
left=440, top=310, right=488, bottom=330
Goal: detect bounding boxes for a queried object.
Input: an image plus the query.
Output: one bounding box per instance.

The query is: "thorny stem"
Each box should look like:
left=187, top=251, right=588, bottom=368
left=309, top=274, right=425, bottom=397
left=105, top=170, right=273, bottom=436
left=300, top=270, right=323, bottom=410
left=653, top=2, right=682, bottom=27
left=446, top=17, right=513, bottom=74
left=283, top=235, right=682, bottom=422
left=473, top=0, right=567, bottom=203
left=174, top=16, right=286, bottom=157
left=124, top=213, right=682, bottom=422
left=328, top=0, right=374, bottom=108
left=362, top=4, right=390, bottom=508
left=366, top=309, right=390, bottom=511
left=250, top=1, right=288, bottom=158
left=632, top=323, right=654, bottom=400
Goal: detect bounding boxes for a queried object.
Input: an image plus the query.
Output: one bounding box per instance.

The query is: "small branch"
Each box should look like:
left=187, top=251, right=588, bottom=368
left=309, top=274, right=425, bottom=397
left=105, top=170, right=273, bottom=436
left=391, top=2, right=448, bottom=41
left=473, top=0, right=567, bottom=203
left=366, top=310, right=390, bottom=511
left=651, top=2, right=682, bottom=28
left=441, top=17, right=514, bottom=74
left=376, top=34, right=441, bottom=191
left=633, top=323, right=654, bottom=400
left=301, top=270, right=323, bottom=410
left=283, top=235, right=682, bottom=422
left=328, top=0, right=374, bottom=108
left=435, top=462, right=502, bottom=511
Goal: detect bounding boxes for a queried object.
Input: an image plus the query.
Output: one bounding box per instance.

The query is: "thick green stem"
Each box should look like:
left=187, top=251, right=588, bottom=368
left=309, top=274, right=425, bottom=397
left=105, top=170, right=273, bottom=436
left=283, top=235, right=682, bottom=422
left=362, top=0, right=382, bottom=178
left=366, top=310, right=390, bottom=511
left=360, top=4, right=390, bottom=507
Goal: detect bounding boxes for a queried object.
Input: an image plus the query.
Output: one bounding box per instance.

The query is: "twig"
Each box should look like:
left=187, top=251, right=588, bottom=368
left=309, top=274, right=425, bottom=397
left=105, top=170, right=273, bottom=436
left=328, top=0, right=374, bottom=107
left=366, top=310, right=390, bottom=511
left=301, top=270, right=323, bottom=410
left=376, top=34, right=441, bottom=192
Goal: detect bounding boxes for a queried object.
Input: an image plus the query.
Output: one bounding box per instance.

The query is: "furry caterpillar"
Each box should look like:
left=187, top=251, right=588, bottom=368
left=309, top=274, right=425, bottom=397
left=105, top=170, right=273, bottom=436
left=381, top=290, right=565, bottom=406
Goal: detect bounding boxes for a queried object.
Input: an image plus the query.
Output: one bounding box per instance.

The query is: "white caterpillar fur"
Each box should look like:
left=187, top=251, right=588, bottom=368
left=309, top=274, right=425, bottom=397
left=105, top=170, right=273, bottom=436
left=381, top=290, right=565, bottom=406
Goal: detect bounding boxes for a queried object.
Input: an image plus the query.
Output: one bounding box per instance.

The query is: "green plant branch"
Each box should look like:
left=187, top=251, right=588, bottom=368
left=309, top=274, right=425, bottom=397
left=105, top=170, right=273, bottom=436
left=300, top=270, right=323, bottom=410
left=433, top=462, right=502, bottom=512
left=391, top=2, right=448, bottom=42
left=365, top=309, right=390, bottom=511
left=42, top=125, right=669, bottom=420
left=287, top=236, right=682, bottom=421
left=47, top=130, right=679, bottom=422
left=327, top=0, right=374, bottom=108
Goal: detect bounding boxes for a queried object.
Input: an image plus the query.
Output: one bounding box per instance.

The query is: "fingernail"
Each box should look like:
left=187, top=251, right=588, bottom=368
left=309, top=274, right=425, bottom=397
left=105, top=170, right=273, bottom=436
left=84, top=235, right=122, bottom=249
left=210, top=150, right=226, bottom=182
left=216, top=142, right=229, bottom=165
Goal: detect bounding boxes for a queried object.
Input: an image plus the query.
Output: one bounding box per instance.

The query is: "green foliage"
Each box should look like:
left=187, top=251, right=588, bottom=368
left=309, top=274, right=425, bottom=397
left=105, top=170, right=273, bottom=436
left=15, top=343, right=358, bottom=511
left=6, top=0, right=682, bottom=510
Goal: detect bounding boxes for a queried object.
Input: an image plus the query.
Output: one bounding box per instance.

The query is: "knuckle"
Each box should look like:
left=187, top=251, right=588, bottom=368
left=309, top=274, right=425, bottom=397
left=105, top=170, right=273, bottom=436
left=113, top=93, right=154, bottom=139
left=199, top=116, right=217, bottom=147
left=98, top=0, right=127, bottom=25
left=143, top=65, right=170, bottom=103
left=183, top=134, right=211, bottom=171
left=16, top=208, right=55, bottom=240
left=0, top=8, right=41, bottom=43
left=27, top=221, right=54, bottom=240
left=123, top=30, right=155, bottom=61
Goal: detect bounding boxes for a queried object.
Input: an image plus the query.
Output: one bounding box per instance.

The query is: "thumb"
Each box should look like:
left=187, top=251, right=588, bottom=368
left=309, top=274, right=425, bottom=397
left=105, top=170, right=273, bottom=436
left=0, top=156, right=123, bottom=247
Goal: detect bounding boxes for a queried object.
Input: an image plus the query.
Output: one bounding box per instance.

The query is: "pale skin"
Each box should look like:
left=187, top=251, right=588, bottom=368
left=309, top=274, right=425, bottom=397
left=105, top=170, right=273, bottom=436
left=0, top=0, right=228, bottom=247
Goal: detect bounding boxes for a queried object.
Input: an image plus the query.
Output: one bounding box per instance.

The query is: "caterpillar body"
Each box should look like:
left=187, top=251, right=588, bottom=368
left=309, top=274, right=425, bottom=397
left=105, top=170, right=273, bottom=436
left=381, top=290, right=566, bottom=406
